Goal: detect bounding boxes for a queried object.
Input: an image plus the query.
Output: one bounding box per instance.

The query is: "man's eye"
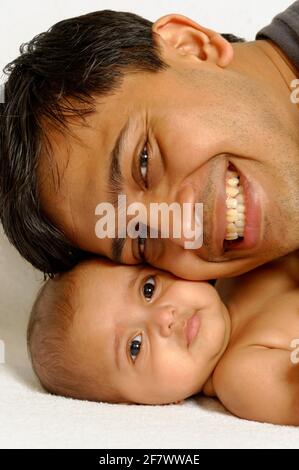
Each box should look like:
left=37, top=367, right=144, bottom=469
left=139, top=144, right=149, bottom=186
left=130, top=334, right=142, bottom=362
left=142, top=276, right=156, bottom=301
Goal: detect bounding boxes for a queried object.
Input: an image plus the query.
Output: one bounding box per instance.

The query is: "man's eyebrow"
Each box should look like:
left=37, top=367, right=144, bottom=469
left=108, top=118, right=131, bottom=263
left=112, top=237, right=126, bottom=264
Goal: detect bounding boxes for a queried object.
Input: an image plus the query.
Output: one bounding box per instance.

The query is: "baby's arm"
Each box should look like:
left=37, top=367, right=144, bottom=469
left=213, top=346, right=299, bottom=425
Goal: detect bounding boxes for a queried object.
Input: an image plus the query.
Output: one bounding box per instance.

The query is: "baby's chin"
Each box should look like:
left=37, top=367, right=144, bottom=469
left=220, top=301, right=232, bottom=349
left=213, top=302, right=231, bottom=360
left=122, top=384, right=196, bottom=406
left=132, top=395, right=190, bottom=406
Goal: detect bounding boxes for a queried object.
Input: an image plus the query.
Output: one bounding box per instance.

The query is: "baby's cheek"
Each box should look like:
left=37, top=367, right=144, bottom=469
left=163, top=360, right=198, bottom=389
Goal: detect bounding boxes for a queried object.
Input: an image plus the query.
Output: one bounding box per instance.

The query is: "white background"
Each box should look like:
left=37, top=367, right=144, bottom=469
left=1, top=0, right=299, bottom=449
left=0, top=0, right=293, bottom=79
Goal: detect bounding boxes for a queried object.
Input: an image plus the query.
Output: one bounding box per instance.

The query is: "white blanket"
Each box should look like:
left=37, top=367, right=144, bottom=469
left=0, top=227, right=298, bottom=449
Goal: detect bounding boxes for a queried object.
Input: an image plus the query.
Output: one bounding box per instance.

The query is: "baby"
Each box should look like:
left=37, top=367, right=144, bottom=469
left=27, top=252, right=299, bottom=425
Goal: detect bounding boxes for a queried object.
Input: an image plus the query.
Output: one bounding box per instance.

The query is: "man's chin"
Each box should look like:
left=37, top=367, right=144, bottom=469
left=197, top=249, right=274, bottom=278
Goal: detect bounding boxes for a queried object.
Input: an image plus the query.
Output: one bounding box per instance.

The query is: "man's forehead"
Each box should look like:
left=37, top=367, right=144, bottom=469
left=38, top=95, right=126, bottom=219
left=39, top=67, right=171, bottom=187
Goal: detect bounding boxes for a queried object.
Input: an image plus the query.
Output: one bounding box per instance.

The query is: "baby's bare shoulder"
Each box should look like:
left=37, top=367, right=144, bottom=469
left=212, top=346, right=299, bottom=425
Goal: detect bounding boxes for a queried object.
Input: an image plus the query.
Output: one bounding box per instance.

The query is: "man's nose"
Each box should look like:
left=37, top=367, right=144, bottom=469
left=144, top=184, right=202, bottom=249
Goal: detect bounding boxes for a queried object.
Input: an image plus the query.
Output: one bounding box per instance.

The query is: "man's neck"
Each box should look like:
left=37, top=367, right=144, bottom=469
left=229, top=39, right=299, bottom=111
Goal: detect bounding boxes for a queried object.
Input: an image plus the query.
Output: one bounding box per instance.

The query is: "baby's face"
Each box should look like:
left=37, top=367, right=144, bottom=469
left=71, top=259, right=230, bottom=404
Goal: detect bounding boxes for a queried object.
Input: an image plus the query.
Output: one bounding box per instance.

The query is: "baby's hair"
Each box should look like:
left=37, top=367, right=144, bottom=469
left=27, top=271, right=82, bottom=398
left=27, top=260, right=124, bottom=403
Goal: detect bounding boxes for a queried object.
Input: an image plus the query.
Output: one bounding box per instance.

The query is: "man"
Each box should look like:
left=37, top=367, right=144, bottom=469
left=1, top=4, right=298, bottom=279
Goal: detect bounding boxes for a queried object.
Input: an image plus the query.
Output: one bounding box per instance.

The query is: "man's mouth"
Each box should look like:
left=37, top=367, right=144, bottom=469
left=223, top=162, right=245, bottom=248
left=210, top=159, right=262, bottom=258
left=222, top=161, right=262, bottom=254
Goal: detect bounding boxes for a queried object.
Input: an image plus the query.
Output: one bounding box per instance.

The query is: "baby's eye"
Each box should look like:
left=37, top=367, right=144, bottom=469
left=142, top=276, right=156, bottom=301
left=130, top=334, right=142, bottom=362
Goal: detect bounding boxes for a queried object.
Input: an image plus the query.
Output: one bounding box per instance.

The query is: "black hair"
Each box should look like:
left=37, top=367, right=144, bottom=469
left=0, top=9, right=245, bottom=277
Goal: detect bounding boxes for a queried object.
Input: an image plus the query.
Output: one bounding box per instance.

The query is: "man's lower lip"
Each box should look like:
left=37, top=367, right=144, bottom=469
left=186, top=313, right=201, bottom=347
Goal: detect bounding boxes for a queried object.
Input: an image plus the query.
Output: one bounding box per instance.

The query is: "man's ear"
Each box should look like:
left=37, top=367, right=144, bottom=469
left=152, top=14, right=234, bottom=68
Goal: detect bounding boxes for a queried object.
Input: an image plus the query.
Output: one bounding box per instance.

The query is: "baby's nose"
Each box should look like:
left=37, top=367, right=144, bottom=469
left=152, top=307, right=175, bottom=337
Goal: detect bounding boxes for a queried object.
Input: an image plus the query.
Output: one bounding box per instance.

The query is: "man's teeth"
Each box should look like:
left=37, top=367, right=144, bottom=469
left=225, top=170, right=246, bottom=240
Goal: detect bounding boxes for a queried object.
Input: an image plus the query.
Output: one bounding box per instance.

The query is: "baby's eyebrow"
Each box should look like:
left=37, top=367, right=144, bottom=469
left=113, top=269, right=141, bottom=370
left=114, top=327, right=121, bottom=371
left=128, top=268, right=140, bottom=291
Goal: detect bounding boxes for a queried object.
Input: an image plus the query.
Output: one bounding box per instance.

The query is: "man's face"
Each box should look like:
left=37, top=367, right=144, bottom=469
left=39, top=28, right=299, bottom=280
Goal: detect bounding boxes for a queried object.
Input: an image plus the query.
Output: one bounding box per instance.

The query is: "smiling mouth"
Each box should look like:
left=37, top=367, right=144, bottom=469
left=211, top=158, right=262, bottom=257
left=223, top=162, right=246, bottom=251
